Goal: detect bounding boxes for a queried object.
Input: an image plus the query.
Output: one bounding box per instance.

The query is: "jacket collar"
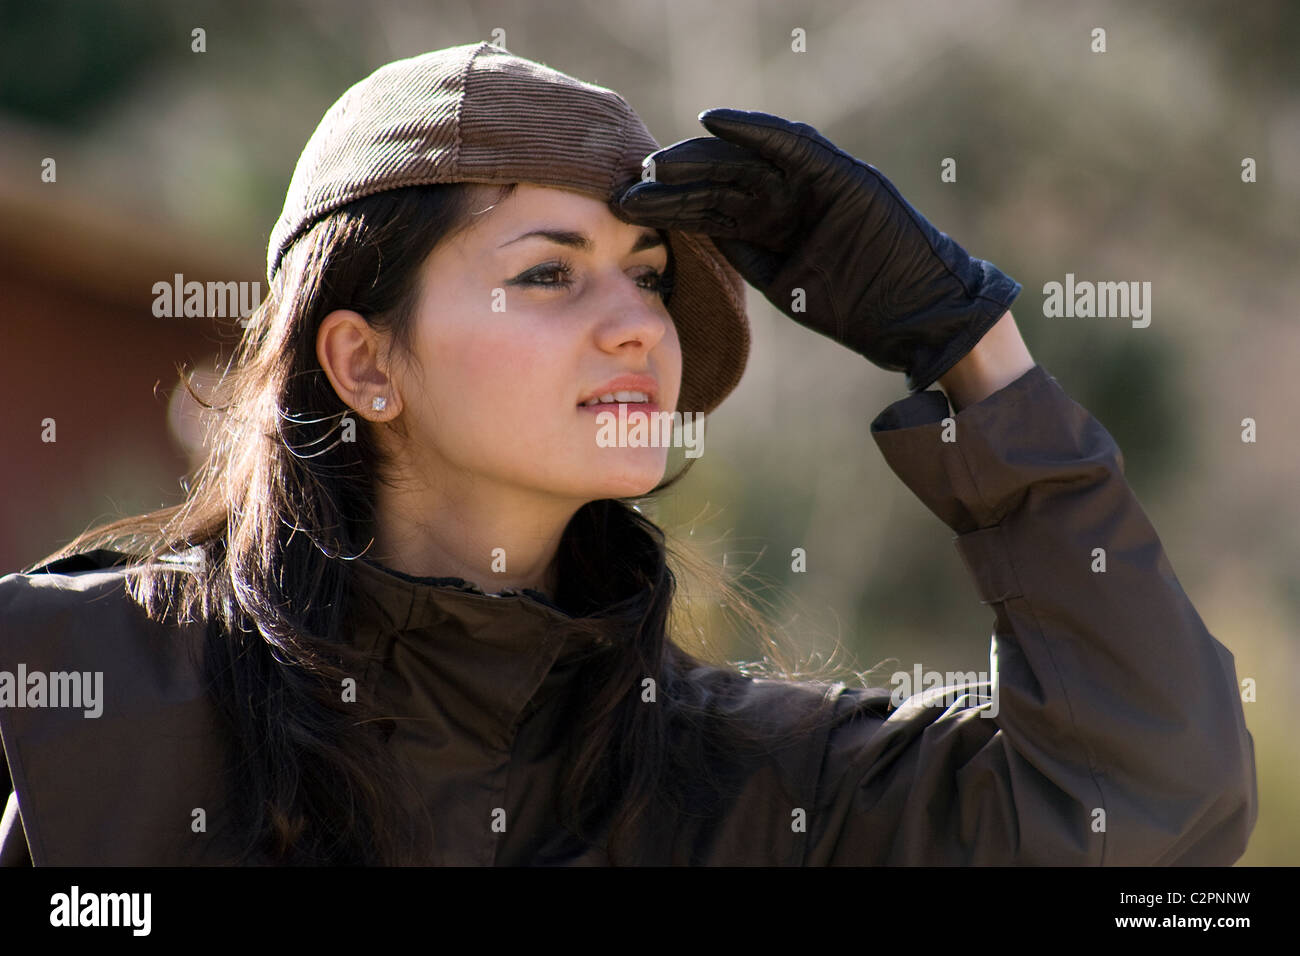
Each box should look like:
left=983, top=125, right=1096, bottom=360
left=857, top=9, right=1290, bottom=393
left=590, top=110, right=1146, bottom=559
left=342, top=548, right=639, bottom=746
left=350, top=556, right=567, bottom=616
left=345, top=553, right=619, bottom=654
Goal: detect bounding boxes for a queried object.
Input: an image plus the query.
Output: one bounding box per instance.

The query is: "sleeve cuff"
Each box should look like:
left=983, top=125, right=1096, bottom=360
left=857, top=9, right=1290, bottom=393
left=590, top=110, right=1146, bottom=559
left=868, top=364, right=1107, bottom=534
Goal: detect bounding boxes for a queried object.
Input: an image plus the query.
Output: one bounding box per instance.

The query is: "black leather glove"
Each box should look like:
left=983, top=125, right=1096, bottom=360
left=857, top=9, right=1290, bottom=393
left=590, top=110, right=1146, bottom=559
left=616, top=108, right=1022, bottom=392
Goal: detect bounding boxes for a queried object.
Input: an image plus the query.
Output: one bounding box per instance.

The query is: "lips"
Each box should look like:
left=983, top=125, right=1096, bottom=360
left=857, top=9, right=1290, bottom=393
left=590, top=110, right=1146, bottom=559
left=576, top=373, right=660, bottom=407
left=579, top=389, right=651, bottom=407
left=578, top=399, right=661, bottom=415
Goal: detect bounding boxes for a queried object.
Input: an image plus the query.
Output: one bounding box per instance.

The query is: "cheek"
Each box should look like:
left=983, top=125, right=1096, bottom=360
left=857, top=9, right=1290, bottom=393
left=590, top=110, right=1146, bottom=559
left=438, top=323, right=566, bottom=408
left=437, top=337, right=524, bottom=404
left=412, top=313, right=575, bottom=457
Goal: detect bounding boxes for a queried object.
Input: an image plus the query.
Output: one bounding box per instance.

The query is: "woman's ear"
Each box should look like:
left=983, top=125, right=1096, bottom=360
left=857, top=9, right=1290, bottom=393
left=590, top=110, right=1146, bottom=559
left=316, top=310, right=401, bottom=420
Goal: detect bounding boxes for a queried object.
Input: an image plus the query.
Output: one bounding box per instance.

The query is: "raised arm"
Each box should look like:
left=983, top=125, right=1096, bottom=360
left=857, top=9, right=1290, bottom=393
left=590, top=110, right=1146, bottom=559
left=803, top=360, right=1257, bottom=864
left=614, top=107, right=1256, bottom=864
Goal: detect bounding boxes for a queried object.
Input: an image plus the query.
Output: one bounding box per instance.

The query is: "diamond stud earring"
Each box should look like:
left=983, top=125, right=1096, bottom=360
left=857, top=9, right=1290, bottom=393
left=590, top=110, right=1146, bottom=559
left=371, top=396, right=387, bottom=412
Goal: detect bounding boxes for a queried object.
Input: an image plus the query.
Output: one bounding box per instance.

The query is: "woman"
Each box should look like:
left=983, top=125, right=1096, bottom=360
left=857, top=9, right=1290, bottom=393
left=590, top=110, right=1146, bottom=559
left=0, top=41, right=1255, bottom=866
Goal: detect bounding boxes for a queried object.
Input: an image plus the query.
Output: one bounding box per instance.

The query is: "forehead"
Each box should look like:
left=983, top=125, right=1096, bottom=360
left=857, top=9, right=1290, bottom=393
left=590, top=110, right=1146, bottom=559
left=463, top=182, right=664, bottom=247
left=475, top=181, right=605, bottom=211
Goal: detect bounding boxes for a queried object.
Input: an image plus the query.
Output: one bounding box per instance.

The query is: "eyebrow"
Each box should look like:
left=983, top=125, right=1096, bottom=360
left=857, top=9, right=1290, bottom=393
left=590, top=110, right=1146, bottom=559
left=497, top=227, right=666, bottom=254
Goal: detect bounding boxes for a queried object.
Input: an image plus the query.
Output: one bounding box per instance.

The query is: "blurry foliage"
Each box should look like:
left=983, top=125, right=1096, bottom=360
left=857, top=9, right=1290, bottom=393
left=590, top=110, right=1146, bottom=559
left=0, top=0, right=175, bottom=125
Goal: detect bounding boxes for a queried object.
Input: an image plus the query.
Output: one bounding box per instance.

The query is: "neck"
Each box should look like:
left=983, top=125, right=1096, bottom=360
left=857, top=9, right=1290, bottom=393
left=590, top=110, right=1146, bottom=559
left=367, top=472, right=581, bottom=598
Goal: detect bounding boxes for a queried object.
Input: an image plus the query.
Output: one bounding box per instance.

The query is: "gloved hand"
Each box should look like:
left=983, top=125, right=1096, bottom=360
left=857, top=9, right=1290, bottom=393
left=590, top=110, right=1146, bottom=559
left=616, top=108, right=1022, bottom=392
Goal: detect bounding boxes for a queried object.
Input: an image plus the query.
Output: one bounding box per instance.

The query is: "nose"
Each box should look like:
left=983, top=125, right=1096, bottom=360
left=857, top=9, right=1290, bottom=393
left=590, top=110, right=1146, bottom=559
left=591, top=271, right=672, bottom=356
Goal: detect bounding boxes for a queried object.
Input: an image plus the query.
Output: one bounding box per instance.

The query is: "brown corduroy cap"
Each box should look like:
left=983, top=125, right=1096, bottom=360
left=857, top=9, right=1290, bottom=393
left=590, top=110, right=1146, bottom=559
left=268, top=41, right=750, bottom=417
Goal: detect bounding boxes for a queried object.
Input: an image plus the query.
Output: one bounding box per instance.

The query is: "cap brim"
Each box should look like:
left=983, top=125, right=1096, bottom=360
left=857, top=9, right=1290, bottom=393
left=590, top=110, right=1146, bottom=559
left=663, top=230, right=750, bottom=417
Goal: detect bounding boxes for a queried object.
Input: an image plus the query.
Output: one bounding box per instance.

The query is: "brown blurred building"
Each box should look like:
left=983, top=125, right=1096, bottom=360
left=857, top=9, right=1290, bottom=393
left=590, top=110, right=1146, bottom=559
left=0, top=173, right=255, bottom=573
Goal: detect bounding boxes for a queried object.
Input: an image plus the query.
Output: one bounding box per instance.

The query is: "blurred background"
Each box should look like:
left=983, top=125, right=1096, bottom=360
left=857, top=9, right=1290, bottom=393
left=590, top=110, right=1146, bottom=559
left=0, top=0, right=1295, bottom=864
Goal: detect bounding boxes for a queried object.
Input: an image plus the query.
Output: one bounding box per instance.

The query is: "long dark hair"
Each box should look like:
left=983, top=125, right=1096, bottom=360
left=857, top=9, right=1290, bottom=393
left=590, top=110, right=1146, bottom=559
left=34, top=183, right=858, bottom=864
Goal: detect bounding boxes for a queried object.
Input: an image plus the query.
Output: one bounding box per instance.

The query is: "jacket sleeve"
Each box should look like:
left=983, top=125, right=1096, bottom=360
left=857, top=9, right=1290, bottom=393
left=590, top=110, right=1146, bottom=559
left=0, top=561, right=235, bottom=865
left=0, top=703, right=29, bottom=864
left=803, top=364, right=1257, bottom=865
left=1, top=789, right=32, bottom=865
left=1, top=728, right=32, bottom=864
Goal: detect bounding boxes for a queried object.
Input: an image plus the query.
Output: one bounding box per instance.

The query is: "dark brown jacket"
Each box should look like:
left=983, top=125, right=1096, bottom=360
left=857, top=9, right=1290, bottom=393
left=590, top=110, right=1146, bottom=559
left=0, top=366, right=1258, bottom=864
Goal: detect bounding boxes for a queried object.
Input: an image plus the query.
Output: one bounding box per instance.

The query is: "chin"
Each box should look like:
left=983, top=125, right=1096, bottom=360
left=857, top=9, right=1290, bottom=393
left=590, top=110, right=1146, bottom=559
left=584, top=465, right=665, bottom=500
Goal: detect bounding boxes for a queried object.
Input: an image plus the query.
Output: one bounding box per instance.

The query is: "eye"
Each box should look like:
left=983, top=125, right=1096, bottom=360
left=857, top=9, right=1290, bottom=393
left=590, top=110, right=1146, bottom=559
left=513, top=260, right=575, bottom=287
left=636, top=268, right=666, bottom=293
left=640, top=266, right=676, bottom=303
left=508, top=259, right=675, bottom=302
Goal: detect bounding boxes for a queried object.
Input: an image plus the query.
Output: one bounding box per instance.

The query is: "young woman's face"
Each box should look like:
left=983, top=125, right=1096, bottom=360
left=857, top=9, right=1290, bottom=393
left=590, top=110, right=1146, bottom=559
left=393, top=183, right=682, bottom=503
